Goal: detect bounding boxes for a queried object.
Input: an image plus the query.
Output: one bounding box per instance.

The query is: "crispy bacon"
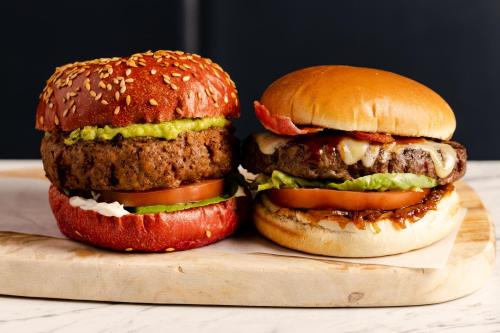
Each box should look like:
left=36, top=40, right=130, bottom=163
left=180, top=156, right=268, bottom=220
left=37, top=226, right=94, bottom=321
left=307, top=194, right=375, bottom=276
left=254, top=101, right=323, bottom=136
left=351, top=131, right=395, bottom=143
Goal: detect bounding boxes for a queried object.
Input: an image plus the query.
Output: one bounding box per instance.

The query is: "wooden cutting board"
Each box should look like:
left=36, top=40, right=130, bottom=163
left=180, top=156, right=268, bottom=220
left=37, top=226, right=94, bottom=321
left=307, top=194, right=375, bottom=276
left=0, top=168, right=495, bottom=307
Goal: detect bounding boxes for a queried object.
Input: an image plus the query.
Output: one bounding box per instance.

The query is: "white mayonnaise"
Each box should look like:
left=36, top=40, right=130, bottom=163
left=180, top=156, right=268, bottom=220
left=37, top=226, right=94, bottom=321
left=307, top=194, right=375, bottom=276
left=69, top=196, right=130, bottom=217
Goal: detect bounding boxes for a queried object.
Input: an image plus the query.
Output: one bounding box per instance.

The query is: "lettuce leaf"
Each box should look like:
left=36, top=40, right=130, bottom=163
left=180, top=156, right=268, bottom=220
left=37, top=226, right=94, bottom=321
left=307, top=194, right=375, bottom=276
left=253, top=170, right=437, bottom=192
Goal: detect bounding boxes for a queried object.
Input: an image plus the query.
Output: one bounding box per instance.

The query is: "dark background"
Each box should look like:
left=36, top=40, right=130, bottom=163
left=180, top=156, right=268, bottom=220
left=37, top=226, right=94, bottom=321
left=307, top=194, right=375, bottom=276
left=1, top=0, right=499, bottom=159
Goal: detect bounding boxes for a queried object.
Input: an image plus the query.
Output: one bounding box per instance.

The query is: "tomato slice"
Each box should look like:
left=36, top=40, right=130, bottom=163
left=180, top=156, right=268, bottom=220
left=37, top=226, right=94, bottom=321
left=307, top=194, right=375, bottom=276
left=254, top=101, right=323, bottom=135
left=266, top=188, right=430, bottom=211
left=99, top=179, right=225, bottom=207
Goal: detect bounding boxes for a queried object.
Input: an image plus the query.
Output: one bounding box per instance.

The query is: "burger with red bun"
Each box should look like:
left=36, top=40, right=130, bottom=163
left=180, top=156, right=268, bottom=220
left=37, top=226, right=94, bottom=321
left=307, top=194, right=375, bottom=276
left=242, top=65, right=467, bottom=257
left=36, top=50, right=243, bottom=252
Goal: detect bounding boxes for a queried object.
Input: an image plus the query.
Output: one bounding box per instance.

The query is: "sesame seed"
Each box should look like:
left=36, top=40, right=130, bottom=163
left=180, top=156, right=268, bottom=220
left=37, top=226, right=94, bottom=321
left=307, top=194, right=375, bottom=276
left=115, top=91, right=120, bottom=101
left=106, top=83, right=112, bottom=91
left=166, top=247, right=175, bottom=252
left=149, top=98, right=158, bottom=106
left=170, top=83, right=178, bottom=90
left=95, top=92, right=102, bottom=101
left=54, top=115, right=59, bottom=125
left=175, top=107, right=182, bottom=114
left=125, top=248, right=133, bottom=252
left=206, top=230, right=212, bottom=238
left=125, top=69, right=132, bottom=76
left=224, top=95, right=229, bottom=104
left=114, top=106, right=120, bottom=114
left=125, top=78, right=134, bottom=83
left=183, top=64, right=191, bottom=69
left=120, top=86, right=126, bottom=94
left=39, top=116, right=44, bottom=125
left=126, top=95, right=131, bottom=106
left=231, top=92, right=236, bottom=99
left=113, top=78, right=119, bottom=84
left=182, top=75, right=190, bottom=82
left=98, top=81, right=106, bottom=89
left=150, top=69, right=157, bottom=75
left=174, top=50, right=184, bottom=55
left=101, top=99, right=108, bottom=105
left=84, top=79, right=91, bottom=91
left=71, top=105, right=76, bottom=113
left=90, top=90, right=97, bottom=97
left=171, top=72, right=181, bottom=77
left=49, top=102, right=54, bottom=109
left=63, top=109, right=69, bottom=117
left=75, top=230, right=82, bottom=237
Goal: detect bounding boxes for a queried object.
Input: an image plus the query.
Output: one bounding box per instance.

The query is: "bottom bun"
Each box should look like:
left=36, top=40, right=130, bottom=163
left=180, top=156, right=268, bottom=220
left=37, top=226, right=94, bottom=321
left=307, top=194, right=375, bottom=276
left=49, top=185, right=239, bottom=252
left=254, top=189, right=462, bottom=257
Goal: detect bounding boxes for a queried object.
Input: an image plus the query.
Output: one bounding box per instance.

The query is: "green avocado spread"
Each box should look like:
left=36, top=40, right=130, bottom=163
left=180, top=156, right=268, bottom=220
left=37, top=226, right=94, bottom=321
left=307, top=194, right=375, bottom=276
left=62, top=116, right=228, bottom=145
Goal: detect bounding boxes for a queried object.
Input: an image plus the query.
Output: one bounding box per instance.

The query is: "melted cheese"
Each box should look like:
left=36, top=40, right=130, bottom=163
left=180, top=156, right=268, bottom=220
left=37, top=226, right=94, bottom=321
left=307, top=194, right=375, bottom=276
left=399, top=141, right=457, bottom=178
left=337, top=138, right=457, bottom=178
left=338, top=137, right=370, bottom=165
left=253, top=131, right=457, bottom=179
left=254, top=132, right=292, bottom=155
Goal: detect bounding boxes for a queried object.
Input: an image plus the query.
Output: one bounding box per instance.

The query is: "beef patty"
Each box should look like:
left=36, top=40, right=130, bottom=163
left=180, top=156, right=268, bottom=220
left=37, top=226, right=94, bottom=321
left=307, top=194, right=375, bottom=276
left=242, top=134, right=466, bottom=185
left=41, top=127, right=237, bottom=191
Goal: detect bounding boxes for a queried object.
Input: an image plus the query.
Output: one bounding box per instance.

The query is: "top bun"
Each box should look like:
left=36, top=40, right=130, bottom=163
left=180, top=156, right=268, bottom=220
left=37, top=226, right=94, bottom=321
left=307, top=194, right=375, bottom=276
left=36, top=50, right=239, bottom=131
left=260, top=65, right=456, bottom=140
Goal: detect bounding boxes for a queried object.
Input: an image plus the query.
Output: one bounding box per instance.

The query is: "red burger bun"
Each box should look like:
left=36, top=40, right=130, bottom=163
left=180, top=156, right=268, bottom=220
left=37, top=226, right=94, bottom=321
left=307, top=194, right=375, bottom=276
left=36, top=50, right=239, bottom=132
left=49, top=185, right=239, bottom=252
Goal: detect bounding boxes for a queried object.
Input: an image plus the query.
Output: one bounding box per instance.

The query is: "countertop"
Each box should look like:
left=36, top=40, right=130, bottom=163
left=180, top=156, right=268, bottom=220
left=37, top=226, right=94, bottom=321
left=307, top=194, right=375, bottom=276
left=0, top=160, right=498, bottom=333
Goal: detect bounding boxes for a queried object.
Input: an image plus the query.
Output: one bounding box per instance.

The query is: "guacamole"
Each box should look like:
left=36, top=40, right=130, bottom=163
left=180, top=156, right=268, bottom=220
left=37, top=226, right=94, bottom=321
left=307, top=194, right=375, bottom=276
left=62, top=116, right=228, bottom=145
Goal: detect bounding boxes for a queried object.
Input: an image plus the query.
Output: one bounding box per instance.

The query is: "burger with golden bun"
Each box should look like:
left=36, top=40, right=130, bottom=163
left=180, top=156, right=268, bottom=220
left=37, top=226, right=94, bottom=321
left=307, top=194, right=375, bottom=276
left=36, top=50, right=243, bottom=252
left=242, top=65, right=467, bottom=257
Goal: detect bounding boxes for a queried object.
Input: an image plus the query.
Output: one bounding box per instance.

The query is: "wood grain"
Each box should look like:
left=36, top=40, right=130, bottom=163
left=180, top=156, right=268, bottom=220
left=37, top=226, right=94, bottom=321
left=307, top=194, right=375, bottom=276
left=0, top=171, right=495, bottom=306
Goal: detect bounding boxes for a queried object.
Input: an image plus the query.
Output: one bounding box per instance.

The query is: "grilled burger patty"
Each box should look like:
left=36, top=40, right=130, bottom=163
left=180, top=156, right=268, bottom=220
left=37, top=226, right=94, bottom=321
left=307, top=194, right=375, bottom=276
left=41, top=127, right=237, bottom=191
left=242, top=134, right=466, bottom=185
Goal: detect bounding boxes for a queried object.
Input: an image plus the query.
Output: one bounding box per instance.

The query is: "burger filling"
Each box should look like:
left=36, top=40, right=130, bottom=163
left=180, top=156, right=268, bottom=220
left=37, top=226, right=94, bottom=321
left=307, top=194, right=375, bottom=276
left=242, top=130, right=467, bottom=228
left=41, top=124, right=244, bottom=216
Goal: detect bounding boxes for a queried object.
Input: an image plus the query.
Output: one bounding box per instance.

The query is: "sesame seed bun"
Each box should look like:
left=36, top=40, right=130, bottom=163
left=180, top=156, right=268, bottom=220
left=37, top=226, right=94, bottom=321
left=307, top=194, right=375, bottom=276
left=49, top=185, right=240, bottom=252
left=36, top=50, right=239, bottom=131
left=253, top=190, right=461, bottom=258
left=260, top=65, right=456, bottom=140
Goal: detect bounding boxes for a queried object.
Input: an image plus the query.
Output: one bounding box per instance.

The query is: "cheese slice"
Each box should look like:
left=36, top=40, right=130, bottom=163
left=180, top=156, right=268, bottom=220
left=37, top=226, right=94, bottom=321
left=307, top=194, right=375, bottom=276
left=253, top=132, right=457, bottom=179
left=254, top=132, right=292, bottom=155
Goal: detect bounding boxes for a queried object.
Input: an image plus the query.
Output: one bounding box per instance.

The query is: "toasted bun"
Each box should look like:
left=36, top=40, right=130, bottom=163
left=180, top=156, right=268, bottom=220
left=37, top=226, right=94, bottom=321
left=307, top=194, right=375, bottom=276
left=49, top=185, right=239, bottom=252
left=260, top=66, right=455, bottom=140
left=36, top=50, right=239, bottom=132
left=253, top=190, right=461, bottom=257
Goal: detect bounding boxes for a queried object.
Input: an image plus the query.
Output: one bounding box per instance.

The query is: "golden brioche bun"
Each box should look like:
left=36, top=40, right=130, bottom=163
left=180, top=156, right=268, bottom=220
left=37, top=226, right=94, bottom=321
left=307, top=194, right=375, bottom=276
left=254, top=190, right=461, bottom=258
left=260, top=65, right=455, bottom=140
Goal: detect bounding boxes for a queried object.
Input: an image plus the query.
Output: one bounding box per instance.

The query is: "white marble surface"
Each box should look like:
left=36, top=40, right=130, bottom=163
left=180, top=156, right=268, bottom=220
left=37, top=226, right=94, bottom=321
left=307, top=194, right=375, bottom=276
left=0, top=160, right=498, bottom=333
